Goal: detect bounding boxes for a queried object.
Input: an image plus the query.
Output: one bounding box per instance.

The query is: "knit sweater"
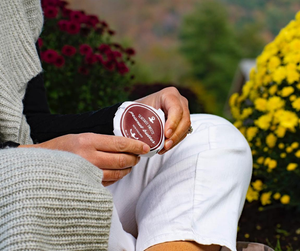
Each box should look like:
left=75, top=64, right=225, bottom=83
left=0, top=0, right=43, bottom=144
left=0, top=1, right=113, bottom=249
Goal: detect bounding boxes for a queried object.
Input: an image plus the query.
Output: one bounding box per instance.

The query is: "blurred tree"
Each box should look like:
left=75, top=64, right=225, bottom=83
left=236, top=22, right=265, bottom=58
left=179, top=0, right=242, bottom=114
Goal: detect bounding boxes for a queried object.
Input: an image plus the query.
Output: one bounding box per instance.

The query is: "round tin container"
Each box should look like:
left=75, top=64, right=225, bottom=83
left=113, top=102, right=165, bottom=157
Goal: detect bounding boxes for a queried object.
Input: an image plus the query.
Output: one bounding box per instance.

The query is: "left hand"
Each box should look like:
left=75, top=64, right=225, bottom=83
left=135, top=87, right=191, bottom=154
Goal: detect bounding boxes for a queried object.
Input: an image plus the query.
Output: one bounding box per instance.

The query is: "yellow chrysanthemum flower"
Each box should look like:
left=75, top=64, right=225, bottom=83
left=246, top=186, right=259, bottom=203
left=278, top=143, right=285, bottom=149
left=252, top=180, right=263, bottom=191
left=246, top=127, right=258, bottom=142
left=240, top=107, right=253, bottom=120
left=287, top=69, right=300, bottom=84
left=295, top=150, right=300, bottom=158
left=281, top=86, right=294, bottom=97
left=280, top=153, right=287, bottom=158
left=292, top=97, right=300, bottom=111
left=254, top=98, right=267, bottom=112
left=255, top=113, right=272, bottom=130
left=286, top=146, right=293, bottom=153
left=268, top=160, right=277, bottom=169
left=290, top=94, right=297, bottom=101
left=267, top=56, right=281, bottom=72
left=257, top=156, right=264, bottom=164
left=241, top=80, right=254, bottom=99
left=280, top=195, right=290, bottom=204
left=266, top=133, right=277, bottom=148
left=264, top=157, right=271, bottom=166
left=229, top=93, right=239, bottom=107
left=233, top=120, right=243, bottom=128
left=261, top=192, right=272, bottom=206
left=280, top=111, right=299, bottom=130
left=268, top=85, right=278, bottom=96
left=273, top=193, right=281, bottom=200
left=266, top=96, right=285, bottom=111
left=291, top=142, right=299, bottom=149
left=287, top=163, right=298, bottom=171
left=273, top=66, right=286, bottom=83
left=275, top=126, right=286, bottom=138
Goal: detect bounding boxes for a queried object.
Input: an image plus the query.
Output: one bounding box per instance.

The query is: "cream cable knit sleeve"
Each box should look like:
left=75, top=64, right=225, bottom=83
left=0, top=0, right=44, bottom=144
left=0, top=148, right=113, bottom=250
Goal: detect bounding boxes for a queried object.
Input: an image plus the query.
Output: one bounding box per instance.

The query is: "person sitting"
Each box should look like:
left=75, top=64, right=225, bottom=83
left=0, top=0, right=253, bottom=250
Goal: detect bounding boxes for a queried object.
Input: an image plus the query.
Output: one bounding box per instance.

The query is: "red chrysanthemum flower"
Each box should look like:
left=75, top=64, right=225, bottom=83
left=78, top=66, right=89, bottom=75
left=113, top=51, right=122, bottom=58
left=101, top=21, right=108, bottom=28
left=62, top=45, right=76, bottom=56
left=105, top=50, right=116, bottom=61
left=61, top=7, right=71, bottom=17
left=70, top=10, right=86, bottom=23
left=41, top=49, right=59, bottom=63
left=96, top=54, right=104, bottom=64
left=66, top=21, right=81, bottom=34
left=38, top=38, right=43, bottom=48
left=108, top=30, right=116, bottom=36
left=125, top=48, right=135, bottom=56
left=57, top=0, right=68, bottom=7
left=44, top=6, right=58, bottom=18
left=103, top=60, right=115, bottom=71
left=54, top=55, right=65, bottom=68
left=98, top=44, right=111, bottom=54
left=85, top=15, right=100, bottom=27
left=85, top=54, right=97, bottom=65
left=117, top=62, right=129, bottom=75
left=58, top=20, right=68, bottom=31
left=79, top=44, right=93, bottom=55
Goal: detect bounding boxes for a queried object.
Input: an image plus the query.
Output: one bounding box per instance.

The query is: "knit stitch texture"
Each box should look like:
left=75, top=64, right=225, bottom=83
left=0, top=0, right=43, bottom=144
left=0, top=148, right=113, bottom=250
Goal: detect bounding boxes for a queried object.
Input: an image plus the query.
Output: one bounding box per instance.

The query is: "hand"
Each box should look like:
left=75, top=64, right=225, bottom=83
left=135, top=87, right=191, bottom=154
left=19, top=133, right=150, bottom=186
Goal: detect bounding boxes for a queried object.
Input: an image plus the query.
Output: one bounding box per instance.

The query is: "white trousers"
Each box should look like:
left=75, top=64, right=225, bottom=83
left=107, top=114, right=253, bottom=251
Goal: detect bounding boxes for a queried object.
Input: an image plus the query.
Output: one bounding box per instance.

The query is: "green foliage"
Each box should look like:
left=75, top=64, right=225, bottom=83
left=40, top=0, right=135, bottom=114
left=179, top=0, right=242, bottom=113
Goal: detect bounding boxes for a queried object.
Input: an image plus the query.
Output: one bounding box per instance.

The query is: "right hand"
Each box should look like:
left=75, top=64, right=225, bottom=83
left=19, top=133, right=150, bottom=186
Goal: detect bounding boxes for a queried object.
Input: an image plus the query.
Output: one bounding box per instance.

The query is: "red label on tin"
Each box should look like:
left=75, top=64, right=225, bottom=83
left=120, top=104, right=164, bottom=150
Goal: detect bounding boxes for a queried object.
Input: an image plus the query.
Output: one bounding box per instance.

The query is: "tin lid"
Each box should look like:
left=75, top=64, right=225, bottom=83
left=113, top=102, right=165, bottom=157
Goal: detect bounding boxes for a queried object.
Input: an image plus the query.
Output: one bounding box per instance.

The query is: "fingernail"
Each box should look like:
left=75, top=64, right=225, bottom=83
left=166, top=129, right=173, bottom=138
left=143, top=144, right=150, bottom=153
left=166, top=140, right=173, bottom=150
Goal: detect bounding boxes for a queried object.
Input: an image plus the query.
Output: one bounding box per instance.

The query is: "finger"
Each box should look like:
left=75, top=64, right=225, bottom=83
left=162, top=95, right=184, bottom=139
left=102, top=167, right=133, bottom=182
left=165, top=98, right=190, bottom=147
left=158, top=127, right=189, bottom=155
left=92, top=135, right=150, bottom=155
left=102, top=181, right=118, bottom=187
left=91, top=152, right=140, bottom=170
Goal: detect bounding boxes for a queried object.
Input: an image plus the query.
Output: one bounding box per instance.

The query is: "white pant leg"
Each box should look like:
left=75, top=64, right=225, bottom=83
left=108, top=114, right=252, bottom=251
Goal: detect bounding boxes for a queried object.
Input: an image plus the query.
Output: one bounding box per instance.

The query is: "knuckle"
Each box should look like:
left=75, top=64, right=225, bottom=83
left=76, top=134, right=89, bottom=147
left=115, top=137, right=127, bottom=152
left=113, top=170, right=122, bottom=180
left=118, top=155, right=127, bottom=169
left=183, top=96, right=189, bottom=105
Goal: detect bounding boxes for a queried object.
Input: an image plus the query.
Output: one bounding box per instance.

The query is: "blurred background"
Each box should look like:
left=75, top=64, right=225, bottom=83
left=65, top=0, right=299, bottom=116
